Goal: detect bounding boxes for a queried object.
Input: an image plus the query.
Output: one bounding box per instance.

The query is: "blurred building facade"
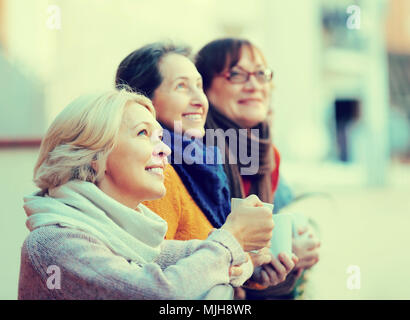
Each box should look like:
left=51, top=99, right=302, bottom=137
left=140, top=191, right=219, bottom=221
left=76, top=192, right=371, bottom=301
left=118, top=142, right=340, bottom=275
left=0, top=0, right=46, bottom=144
left=0, top=0, right=407, bottom=186
left=319, top=0, right=390, bottom=187
left=385, top=0, right=410, bottom=161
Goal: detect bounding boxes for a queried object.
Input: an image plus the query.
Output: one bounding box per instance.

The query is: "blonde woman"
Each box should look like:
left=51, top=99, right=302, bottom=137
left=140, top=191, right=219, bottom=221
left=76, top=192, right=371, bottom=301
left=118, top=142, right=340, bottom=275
left=18, top=89, right=275, bottom=300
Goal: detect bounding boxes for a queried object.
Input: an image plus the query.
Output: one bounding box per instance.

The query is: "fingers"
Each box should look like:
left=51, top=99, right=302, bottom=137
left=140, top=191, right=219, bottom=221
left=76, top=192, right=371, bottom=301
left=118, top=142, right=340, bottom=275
left=229, top=266, right=243, bottom=277
left=301, top=250, right=319, bottom=261
left=291, top=253, right=299, bottom=265
left=305, top=238, right=320, bottom=251
left=295, top=249, right=319, bottom=269
left=278, top=253, right=296, bottom=273
left=261, top=264, right=280, bottom=286
left=259, top=269, right=271, bottom=287
left=242, top=194, right=263, bottom=207
left=297, top=257, right=318, bottom=269
left=249, top=250, right=272, bottom=268
left=305, top=227, right=320, bottom=242
left=294, top=236, right=320, bottom=252
left=269, top=255, right=288, bottom=283
left=252, top=254, right=297, bottom=287
left=243, top=222, right=273, bottom=251
left=226, top=197, right=274, bottom=252
left=297, top=226, right=308, bottom=236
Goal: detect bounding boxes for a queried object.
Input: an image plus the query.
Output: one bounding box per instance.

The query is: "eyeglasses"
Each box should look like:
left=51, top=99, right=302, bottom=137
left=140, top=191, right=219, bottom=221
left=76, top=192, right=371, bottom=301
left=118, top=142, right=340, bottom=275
left=220, top=68, right=273, bottom=84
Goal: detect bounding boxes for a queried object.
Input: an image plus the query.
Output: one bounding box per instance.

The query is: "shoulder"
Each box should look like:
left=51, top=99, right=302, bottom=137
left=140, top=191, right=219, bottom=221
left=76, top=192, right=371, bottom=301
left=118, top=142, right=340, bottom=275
left=23, top=225, right=105, bottom=268
left=19, top=225, right=106, bottom=299
left=25, top=224, right=101, bottom=248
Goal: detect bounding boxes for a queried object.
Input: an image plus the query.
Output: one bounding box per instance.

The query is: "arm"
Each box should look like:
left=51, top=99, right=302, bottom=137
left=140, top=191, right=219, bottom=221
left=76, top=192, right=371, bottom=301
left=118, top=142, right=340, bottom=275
left=24, top=226, right=247, bottom=300
left=157, top=235, right=253, bottom=288
left=154, top=238, right=205, bottom=269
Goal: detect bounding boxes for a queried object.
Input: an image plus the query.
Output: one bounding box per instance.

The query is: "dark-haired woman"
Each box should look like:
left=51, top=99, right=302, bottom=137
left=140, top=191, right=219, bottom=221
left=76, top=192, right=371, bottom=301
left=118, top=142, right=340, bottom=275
left=196, top=38, right=321, bottom=299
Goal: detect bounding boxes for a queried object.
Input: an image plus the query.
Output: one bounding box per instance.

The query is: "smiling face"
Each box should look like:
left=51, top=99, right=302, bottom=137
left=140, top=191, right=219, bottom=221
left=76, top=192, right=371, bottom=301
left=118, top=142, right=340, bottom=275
left=99, top=102, right=171, bottom=208
left=206, top=46, right=272, bottom=128
left=151, top=54, right=209, bottom=138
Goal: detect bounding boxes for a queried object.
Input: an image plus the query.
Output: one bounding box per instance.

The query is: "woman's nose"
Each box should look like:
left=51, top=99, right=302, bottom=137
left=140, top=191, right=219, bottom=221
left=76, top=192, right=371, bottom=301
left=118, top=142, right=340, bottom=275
left=244, top=74, right=261, bottom=91
left=191, top=88, right=208, bottom=107
left=153, top=140, right=172, bottom=160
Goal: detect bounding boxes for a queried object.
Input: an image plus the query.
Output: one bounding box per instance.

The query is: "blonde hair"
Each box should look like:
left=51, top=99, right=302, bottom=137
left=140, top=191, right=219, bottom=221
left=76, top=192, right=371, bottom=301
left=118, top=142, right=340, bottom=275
left=34, top=88, right=155, bottom=191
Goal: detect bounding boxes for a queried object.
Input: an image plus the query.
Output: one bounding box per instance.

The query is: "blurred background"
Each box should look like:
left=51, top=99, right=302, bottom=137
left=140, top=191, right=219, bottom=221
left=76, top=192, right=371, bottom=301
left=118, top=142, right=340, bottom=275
left=0, top=0, right=409, bottom=299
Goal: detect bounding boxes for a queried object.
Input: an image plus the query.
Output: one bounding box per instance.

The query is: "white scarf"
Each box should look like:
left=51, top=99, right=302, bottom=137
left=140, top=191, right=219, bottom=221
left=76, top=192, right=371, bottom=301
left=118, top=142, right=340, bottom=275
left=24, top=180, right=168, bottom=265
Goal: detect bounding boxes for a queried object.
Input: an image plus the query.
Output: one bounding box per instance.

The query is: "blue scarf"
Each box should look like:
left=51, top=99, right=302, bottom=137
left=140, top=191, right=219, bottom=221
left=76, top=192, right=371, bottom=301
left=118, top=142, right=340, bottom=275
left=163, top=128, right=231, bottom=228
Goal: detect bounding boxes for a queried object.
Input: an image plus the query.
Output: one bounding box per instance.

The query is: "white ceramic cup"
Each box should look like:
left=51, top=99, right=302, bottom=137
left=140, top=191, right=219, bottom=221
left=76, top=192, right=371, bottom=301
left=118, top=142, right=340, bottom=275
left=231, top=197, right=275, bottom=254
left=270, top=214, right=293, bottom=259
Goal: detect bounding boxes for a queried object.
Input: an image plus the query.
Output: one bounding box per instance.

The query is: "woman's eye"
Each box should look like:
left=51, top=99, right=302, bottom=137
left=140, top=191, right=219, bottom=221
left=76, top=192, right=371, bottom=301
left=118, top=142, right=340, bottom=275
left=257, top=70, right=268, bottom=78
left=229, top=71, right=245, bottom=80
left=176, top=82, right=187, bottom=89
left=137, top=129, right=148, bottom=137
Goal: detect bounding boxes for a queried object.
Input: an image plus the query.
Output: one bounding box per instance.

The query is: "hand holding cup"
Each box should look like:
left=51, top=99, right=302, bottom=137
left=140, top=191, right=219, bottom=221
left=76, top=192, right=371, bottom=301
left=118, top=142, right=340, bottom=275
left=221, top=195, right=274, bottom=252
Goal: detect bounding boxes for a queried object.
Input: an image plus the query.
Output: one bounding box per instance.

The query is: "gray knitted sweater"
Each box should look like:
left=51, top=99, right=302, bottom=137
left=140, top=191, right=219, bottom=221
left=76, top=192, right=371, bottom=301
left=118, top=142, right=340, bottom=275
left=18, top=226, right=246, bottom=300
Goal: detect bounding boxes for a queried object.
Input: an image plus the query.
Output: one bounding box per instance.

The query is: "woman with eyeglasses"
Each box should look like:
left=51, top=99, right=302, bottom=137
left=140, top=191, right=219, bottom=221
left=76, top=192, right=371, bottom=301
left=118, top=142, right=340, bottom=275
left=196, top=38, right=321, bottom=300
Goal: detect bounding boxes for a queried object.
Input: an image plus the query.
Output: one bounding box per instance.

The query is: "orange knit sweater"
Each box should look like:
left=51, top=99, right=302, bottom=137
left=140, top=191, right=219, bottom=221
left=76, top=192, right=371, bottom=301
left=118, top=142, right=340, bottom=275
left=144, top=147, right=281, bottom=241
left=143, top=165, right=213, bottom=240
